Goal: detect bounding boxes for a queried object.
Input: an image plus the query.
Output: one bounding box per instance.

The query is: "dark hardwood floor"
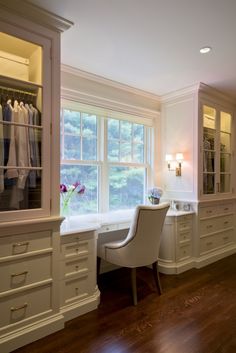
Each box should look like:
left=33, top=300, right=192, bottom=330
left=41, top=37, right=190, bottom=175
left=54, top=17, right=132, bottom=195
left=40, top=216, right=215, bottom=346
left=14, top=254, right=236, bottom=353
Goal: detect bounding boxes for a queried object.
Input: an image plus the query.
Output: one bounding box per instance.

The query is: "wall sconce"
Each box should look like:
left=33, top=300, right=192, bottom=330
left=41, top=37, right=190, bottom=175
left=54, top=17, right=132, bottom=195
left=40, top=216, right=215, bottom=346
left=165, top=153, right=184, bottom=177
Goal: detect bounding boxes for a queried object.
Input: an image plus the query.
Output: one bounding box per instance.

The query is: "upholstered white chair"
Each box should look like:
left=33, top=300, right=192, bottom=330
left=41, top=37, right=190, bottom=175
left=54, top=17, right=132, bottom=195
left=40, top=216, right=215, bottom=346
left=97, top=202, right=170, bottom=305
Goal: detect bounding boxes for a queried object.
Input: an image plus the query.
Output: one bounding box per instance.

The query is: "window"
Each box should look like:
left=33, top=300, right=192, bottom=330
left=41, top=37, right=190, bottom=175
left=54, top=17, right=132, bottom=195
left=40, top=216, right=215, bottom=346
left=60, top=106, right=153, bottom=215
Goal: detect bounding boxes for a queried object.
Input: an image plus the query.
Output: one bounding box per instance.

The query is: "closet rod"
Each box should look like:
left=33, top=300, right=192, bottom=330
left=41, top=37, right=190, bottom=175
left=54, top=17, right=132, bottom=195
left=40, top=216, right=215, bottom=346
left=0, top=85, right=37, bottom=96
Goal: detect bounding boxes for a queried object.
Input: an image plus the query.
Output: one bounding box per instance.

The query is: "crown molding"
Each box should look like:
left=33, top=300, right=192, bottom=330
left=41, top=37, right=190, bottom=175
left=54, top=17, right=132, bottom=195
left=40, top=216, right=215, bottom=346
left=161, top=83, right=200, bottom=103
left=0, top=0, right=73, bottom=32
left=61, top=87, right=160, bottom=121
left=198, top=82, right=236, bottom=106
left=61, top=64, right=161, bottom=101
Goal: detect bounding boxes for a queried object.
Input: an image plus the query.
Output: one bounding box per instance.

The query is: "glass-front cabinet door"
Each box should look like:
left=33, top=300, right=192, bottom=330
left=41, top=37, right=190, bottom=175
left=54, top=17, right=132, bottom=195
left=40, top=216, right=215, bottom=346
left=0, top=26, right=51, bottom=220
left=202, top=104, right=233, bottom=197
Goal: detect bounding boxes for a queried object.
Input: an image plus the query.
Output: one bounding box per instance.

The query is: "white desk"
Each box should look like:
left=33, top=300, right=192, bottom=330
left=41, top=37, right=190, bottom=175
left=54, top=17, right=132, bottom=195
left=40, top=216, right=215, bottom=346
left=60, top=208, right=194, bottom=235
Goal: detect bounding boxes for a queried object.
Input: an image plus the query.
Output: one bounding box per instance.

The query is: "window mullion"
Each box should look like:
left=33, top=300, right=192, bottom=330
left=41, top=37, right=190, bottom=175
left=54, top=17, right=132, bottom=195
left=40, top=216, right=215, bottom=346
left=100, top=117, right=109, bottom=213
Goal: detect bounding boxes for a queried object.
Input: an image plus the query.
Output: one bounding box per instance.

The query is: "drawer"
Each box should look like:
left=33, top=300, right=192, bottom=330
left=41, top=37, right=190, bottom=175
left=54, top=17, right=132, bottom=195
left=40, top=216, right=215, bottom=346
left=218, top=230, right=234, bottom=247
left=60, top=255, right=93, bottom=279
left=200, top=219, right=217, bottom=235
left=176, top=243, right=191, bottom=260
left=217, top=215, right=234, bottom=230
left=61, top=239, right=94, bottom=259
left=177, top=220, right=192, bottom=232
left=199, top=205, right=218, bottom=218
left=0, top=231, right=52, bottom=259
left=178, top=230, right=191, bottom=243
left=60, top=272, right=96, bottom=305
left=0, top=253, right=51, bottom=293
left=99, top=224, right=118, bottom=233
left=218, top=203, right=234, bottom=214
left=0, top=284, right=51, bottom=328
left=61, top=231, right=95, bottom=245
left=200, top=235, right=217, bottom=254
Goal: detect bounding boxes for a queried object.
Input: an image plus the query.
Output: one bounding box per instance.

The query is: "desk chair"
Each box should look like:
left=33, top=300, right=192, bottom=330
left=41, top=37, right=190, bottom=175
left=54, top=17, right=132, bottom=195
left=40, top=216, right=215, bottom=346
left=97, top=202, right=170, bottom=305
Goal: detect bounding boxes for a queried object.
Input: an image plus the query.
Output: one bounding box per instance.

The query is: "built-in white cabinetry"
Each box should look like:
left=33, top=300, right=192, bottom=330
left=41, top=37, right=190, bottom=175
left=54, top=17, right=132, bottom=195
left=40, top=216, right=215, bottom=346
left=200, top=98, right=234, bottom=198
left=0, top=2, right=72, bottom=352
left=196, top=200, right=236, bottom=266
left=159, top=213, right=194, bottom=274
left=161, top=83, right=236, bottom=269
left=0, top=219, right=64, bottom=353
left=60, top=230, right=100, bottom=321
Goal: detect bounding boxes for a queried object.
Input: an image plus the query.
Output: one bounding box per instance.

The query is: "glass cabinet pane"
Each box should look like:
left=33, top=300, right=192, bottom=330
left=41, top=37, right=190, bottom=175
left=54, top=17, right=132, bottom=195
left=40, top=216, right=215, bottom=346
left=220, top=153, right=231, bottom=173
left=203, top=174, right=215, bottom=194
left=220, top=174, right=230, bottom=193
left=0, top=32, right=43, bottom=212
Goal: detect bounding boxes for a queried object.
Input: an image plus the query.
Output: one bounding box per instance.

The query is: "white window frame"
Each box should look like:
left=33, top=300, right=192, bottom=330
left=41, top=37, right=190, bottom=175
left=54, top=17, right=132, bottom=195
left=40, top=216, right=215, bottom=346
left=60, top=101, right=154, bottom=214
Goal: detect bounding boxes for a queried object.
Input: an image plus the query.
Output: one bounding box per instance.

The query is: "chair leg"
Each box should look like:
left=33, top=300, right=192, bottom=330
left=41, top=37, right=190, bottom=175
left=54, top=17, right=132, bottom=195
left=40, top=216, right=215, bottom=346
left=97, top=257, right=101, bottom=282
left=152, top=261, right=162, bottom=295
left=131, top=267, right=137, bottom=306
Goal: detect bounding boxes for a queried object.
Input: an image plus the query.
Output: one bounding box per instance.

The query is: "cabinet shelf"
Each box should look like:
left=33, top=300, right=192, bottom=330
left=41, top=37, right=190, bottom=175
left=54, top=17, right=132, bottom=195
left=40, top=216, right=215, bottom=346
left=0, top=74, right=43, bottom=94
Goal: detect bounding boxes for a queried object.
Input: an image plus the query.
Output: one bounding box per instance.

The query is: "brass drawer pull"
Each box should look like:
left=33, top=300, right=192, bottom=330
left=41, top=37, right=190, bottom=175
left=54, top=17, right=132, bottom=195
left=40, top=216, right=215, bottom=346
left=206, top=242, right=213, bottom=246
left=11, top=271, right=28, bottom=277
left=223, top=236, right=229, bottom=240
left=13, top=242, right=29, bottom=247
left=207, top=225, right=213, bottom=229
left=224, top=221, right=229, bottom=225
left=206, top=210, right=213, bottom=214
left=224, top=208, right=229, bottom=211
left=11, top=303, right=28, bottom=312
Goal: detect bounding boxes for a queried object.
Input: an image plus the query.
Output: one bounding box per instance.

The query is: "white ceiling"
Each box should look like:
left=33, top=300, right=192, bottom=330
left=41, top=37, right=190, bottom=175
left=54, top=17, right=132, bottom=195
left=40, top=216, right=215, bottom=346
left=28, top=0, right=236, bottom=98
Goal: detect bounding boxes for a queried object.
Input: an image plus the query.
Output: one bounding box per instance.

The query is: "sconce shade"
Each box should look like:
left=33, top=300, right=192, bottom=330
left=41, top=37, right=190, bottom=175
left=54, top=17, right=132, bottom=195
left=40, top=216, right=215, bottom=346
left=165, top=154, right=173, bottom=161
left=176, top=153, right=184, bottom=161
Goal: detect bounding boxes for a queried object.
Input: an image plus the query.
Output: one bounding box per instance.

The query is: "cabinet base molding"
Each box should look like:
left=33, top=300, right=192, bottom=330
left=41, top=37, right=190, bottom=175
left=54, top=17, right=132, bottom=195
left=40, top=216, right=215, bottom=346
left=195, top=244, right=236, bottom=269
left=0, top=313, right=64, bottom=353
left=159, top=259, right=195, bottom=275
left=60, top=288, right=100, bottom=322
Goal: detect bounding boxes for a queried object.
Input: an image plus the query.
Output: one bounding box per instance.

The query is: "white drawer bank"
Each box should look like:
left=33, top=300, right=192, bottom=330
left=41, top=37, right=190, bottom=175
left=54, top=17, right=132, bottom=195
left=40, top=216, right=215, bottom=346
left=60, top=223, right=100, bottom=322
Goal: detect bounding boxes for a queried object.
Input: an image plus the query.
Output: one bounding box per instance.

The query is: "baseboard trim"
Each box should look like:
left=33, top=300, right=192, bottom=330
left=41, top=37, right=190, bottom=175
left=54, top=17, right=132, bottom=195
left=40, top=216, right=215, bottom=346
left=60, top=288, right=100, bottom=322
left=0, top=313, right=64, bottom=353
left=159, top=245, right=236, bottom=274
left=194, top=245, right=236, bottom=269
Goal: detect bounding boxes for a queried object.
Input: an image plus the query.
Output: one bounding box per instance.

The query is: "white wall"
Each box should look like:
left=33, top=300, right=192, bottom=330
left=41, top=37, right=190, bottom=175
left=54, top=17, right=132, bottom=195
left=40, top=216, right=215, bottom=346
left=161, top=92, right=198, bottom=201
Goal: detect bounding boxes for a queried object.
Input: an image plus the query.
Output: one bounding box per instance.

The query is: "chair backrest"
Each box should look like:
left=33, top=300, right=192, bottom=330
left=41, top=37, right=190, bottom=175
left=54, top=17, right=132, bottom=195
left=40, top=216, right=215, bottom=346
left=120, top=202, right=170, bottom=267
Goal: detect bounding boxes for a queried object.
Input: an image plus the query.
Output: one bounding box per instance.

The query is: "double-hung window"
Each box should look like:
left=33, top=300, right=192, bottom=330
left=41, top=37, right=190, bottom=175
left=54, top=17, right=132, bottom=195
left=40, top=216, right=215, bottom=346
left=60, top=104, right=153, bottom=215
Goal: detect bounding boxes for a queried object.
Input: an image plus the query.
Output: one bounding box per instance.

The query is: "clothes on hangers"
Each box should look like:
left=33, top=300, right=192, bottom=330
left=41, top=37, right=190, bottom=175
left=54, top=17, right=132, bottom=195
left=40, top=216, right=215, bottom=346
left=0, top=88, right=41, bottom=209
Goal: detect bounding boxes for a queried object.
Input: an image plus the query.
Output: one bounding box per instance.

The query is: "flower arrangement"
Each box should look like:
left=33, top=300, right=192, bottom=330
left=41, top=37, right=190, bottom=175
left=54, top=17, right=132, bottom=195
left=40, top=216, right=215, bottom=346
left=148, top=187, right=163, bottom=205
left=60, top=181, right=85, bottom=216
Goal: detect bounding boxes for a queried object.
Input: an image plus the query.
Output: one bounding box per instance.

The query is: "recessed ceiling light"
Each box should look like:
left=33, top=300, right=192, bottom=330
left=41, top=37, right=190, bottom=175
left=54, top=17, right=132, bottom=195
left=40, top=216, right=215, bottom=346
left=200, top=46, right=212, bottom=54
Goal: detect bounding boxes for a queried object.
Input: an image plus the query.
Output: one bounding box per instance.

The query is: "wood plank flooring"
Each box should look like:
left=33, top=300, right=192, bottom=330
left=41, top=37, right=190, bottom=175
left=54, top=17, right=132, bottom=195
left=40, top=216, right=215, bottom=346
left=14, top=254, right=236, bottom=353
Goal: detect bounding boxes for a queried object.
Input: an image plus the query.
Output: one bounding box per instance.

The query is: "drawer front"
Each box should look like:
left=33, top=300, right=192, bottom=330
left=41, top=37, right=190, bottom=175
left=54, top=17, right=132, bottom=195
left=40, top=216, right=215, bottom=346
left=178, top=230, right=191, bottom=243
left=60, top=255, right=93, bottom=279
left=218, top=203, right=234, bottom=214
left=61, top=231, right=94, bottom=245
left=217, top=215, right=234, bottom=230
left=99, top=224, right=118, bottom=233
left=200, top=219, right=217, bottom=235
left=218, top=230, right=234, bottom=247
left=61, top=272, right=96, bottom=305
left=0, top=284, right=51, bottom=328
left=199, top=206, right=218, bottom=218
left=61, top=239, right=94, bottom=259
left=0, top=254, right=51, bottom=293
left=200, top=235, right=217, bottom=254
left=0, top=231, right=52, bottom=259
left=177, top=220, right=192, bottom=232
left=177, top=243, right=191, bottom=260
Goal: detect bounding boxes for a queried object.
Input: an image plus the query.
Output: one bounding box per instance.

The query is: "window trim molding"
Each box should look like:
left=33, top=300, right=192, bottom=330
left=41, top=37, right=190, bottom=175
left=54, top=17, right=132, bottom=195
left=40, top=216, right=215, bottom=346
left=61, top=89, right=159, bottom=126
